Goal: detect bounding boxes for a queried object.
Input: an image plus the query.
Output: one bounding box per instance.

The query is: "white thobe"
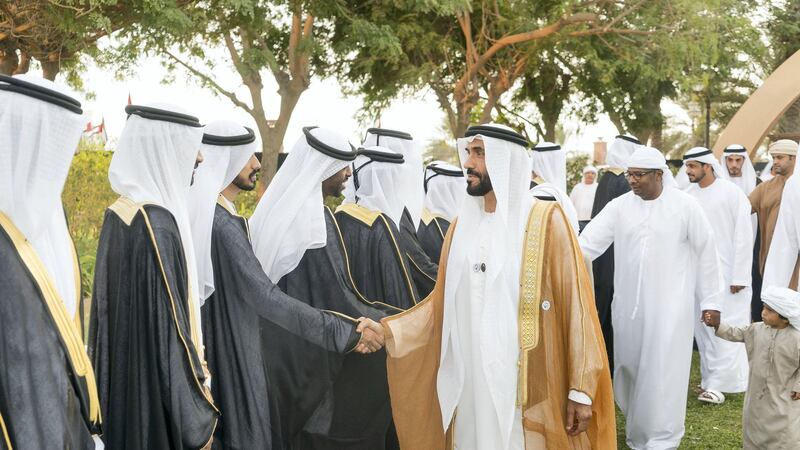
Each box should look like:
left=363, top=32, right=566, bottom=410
left=763, top=175, right=800, bottom=287
left=686, top=178, right=752, bottom=393
left=454, top=213, right=525, bottom=450
left=579, top=187, right=723, bottom=450
left=569, top=182, right=598, bottom=221
left=728, top=175, right=757, bottom=196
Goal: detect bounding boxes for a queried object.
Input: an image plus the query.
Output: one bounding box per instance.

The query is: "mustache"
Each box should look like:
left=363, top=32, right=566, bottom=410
left=466, top=168, right=481, bottom=177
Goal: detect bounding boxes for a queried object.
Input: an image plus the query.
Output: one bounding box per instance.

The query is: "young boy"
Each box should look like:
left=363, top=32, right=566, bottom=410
left=705, top=286, right=800, bottom=449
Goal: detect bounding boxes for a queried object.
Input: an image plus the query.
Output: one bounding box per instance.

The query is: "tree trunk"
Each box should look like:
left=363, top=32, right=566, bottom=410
left=255, top=81, right=305, bottom=195
left=0, top=48, right=18, bottom=75
left=40, top=59, right=59, bottom=80
left=14, top=51, right=30, bottom=74
left=543, top=114, right=558, bottom=143
left=651, top=115, right=664, bottom=150
left=256, top=119, right=280, bottom=198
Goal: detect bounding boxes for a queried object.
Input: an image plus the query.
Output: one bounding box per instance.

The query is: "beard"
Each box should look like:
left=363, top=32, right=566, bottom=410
left=233, top=169, right=258, bottom=191
left=688, top=173, right=704, bottom=183
left=465, top=169, right=493, bottom=196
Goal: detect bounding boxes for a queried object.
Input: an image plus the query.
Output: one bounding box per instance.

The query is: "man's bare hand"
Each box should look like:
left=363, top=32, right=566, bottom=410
left=565, top=399, right=592, bottom=436
left=702, top=310, right=721, bottom=329
left=354, top=317, right=385, bottom=354
left=791, top=391, right=800, bottom=401
left=730, top=285, right=745, bottom=294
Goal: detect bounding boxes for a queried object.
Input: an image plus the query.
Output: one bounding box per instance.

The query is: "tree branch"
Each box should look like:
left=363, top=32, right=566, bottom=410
left=456, top=12, right=598, bottom=96
left=568, top=27, right=655, bottom=37
left=163, top=49, right=253, bottom=114
left=432, top=83, right=457, bottom=136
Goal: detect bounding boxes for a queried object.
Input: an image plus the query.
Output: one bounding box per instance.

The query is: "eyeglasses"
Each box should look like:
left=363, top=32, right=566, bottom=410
left=624, top=170, right=656, bottom=180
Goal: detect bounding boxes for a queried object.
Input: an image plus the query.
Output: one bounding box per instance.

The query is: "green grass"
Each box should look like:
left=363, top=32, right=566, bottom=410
left=615, top=351, right=744, bottom=449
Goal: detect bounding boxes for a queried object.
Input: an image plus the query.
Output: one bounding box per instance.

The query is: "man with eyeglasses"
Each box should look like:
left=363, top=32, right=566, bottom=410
left=579, top=146, right=723, bottom=450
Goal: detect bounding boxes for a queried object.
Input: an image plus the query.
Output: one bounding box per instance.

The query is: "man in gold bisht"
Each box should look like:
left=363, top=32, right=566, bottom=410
left=381, top=123, right=615, bottom=449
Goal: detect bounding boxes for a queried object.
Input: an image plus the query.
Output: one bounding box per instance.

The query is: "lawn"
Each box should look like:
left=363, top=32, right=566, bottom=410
left=615, top=351, right=744, bottom=449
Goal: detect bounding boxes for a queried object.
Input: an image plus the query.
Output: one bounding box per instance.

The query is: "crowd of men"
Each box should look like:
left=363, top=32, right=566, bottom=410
left=1, top=72, right=799, bottom=450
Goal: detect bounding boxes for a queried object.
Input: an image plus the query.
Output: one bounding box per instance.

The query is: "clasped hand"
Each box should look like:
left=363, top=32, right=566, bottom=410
left=354, top=317, right=385, bottom=354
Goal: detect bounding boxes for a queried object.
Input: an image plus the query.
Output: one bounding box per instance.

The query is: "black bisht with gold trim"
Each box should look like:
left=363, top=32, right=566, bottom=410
left=279, top=205, right=401, bottom=449
left=0, top=212, right=100, bottom=449
left=202, top=198, right=359, bottom=449
left=89, top=199, right=219, bottom=449
left=0, top=74, right=100, bottom=450
left=334, top=203, right=420, bottom=310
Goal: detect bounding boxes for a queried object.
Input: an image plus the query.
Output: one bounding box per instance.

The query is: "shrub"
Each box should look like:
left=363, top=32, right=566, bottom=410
left=63, top=149, right=117, bottom=296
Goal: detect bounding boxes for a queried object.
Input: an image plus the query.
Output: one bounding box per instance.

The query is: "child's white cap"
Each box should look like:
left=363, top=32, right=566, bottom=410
left=762, top=286, right=800, bottom=329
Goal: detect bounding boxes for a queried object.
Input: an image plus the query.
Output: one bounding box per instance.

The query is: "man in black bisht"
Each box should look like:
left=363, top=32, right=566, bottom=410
left=250, top=126, right=401, bottom=449
left=417, top=161, right=464, bottom=262
left=589, top=133, right=642, bottom=373
left=89, top=103, right=220, bottom=449
left=0, top=74, right=101, bottom=449
left=335, top=146, right=421, bottom=309
left=362, top=128, right=438, bottom=297
left=193, top=122, right=384, bottom=449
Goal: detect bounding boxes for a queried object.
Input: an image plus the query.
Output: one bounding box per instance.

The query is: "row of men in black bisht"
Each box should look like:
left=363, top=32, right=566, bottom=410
left=0, top=73, right=464, bottom=450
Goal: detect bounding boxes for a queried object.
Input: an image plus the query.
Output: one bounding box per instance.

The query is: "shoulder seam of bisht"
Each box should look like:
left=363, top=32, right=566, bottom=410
left=108, top=196, right=153, bottom=226
left=335, top=202, right=382, bottom=226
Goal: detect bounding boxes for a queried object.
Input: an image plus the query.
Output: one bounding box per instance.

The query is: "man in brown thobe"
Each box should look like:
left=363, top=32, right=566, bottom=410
left=381, top=124, right=615, bottom=450
left=749, top=140, right=798, bottom=310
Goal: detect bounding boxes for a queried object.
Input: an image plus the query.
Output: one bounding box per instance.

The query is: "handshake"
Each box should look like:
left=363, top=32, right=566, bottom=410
left=353, top=317, right=386, bottom=354
left=701, top=310, right=721, bottom=329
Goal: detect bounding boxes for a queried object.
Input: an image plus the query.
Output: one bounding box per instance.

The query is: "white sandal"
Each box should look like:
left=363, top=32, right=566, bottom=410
left=698, top=389, right=726, bottom=404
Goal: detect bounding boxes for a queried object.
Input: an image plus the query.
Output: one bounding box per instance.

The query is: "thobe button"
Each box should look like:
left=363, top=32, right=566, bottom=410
left=473, top=264, right=480, bottom=273
left=480, top=263, right=486, bottom=272
left=542, top=300, right=551, bottom=311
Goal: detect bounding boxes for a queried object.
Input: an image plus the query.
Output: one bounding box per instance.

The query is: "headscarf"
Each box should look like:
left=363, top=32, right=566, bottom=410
left=675, top=165, right=691, bottom=190
left=583, top=165, right=598, bottom=176
left=108, top=103, right=205, bottom=346
left=0, top=74, right=86, bottom=317
left=626, top=146, right=677, bottom=189
left=352, top=145, right=407, bottom=226
left=362, top=128, right=425, bottom=227
left=683, top=146, right=724, bottom=177
left=188, top=121, right=257, bottom=301
left=423, top=161, right=465, bottom=222
left=250, top=127, right=356, bottom=283
left=761, top=286, right=800, bottom=330
left=438, top=123, right=533, bottom=450
left=606, top=134, right=642, bottom=169
left=531, top=141, right=567, bottom=192
left=719, top=144, right=757, bottom=194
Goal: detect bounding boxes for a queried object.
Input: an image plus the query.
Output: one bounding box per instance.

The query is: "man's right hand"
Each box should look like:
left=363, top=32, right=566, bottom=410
left=702, top=310, right=721, bottom=329
left=354, top=317, right=385, bottom=354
